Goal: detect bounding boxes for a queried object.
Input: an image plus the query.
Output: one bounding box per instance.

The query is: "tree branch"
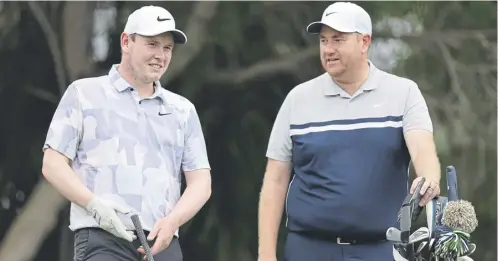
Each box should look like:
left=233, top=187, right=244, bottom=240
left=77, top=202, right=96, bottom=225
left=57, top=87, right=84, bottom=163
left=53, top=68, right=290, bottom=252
left=28, top=2, right=67, bottom=96
left=436, top=39, right=472, bottom=111
left=207, top=46, right=318, bottom=85
left=0, top=3, right=21, bottom=51
left=161, top=1, right=219, bottom=86
left=206, top=29, right=496, bottom=85
left=375, top=29, right=497, bottom=45
left=0, top=179, right=68, bottom=261
left=455, top=63, right=497, bottom=73
left=24, top=85, right=59, bottom=104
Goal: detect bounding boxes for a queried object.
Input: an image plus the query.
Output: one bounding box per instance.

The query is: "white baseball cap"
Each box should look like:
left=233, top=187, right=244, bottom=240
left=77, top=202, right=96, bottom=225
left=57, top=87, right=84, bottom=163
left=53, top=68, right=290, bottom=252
left=123, top=5, right=187, bottom=44
left=306, top=2, right=372, bottom=36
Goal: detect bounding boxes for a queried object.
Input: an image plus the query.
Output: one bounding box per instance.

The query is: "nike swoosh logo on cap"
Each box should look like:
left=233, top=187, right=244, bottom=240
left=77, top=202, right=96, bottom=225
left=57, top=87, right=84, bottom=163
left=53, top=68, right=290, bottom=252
left=325, top=12, right=337, bottom=16
left=157, top=16, right=171, bottom=22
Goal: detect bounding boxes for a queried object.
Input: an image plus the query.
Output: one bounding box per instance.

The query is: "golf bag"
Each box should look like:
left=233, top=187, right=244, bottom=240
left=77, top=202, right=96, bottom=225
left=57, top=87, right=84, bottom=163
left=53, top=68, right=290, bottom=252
left=391, top=166, right=477, bottom=261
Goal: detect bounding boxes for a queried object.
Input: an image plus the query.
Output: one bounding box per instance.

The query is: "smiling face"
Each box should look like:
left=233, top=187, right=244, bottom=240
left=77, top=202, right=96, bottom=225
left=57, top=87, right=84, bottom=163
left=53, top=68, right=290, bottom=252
left=120, top=32, right=174, bottom=84
left=319, top=25, right=370, bottom=78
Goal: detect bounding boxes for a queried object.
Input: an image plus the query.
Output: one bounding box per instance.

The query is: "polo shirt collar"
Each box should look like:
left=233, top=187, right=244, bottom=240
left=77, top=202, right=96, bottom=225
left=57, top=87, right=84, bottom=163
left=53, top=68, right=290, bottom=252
left=322, top=60, right=379, bottom=96
left=108, top=64, right=167, bottom=103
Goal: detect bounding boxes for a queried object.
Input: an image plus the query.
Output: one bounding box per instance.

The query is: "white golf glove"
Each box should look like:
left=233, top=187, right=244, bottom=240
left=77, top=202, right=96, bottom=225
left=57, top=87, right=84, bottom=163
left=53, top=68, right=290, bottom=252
left=85, top=197, right=137, bottom=242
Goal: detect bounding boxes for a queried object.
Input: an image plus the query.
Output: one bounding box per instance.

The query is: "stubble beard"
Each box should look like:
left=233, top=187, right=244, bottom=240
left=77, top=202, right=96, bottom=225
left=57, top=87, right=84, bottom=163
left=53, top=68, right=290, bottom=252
left=128, top=60, right=154, bottom=85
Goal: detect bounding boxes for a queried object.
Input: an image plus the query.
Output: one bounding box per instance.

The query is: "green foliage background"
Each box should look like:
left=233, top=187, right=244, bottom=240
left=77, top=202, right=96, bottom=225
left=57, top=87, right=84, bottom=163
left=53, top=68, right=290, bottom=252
left=0, top=1, right=495, bottom=261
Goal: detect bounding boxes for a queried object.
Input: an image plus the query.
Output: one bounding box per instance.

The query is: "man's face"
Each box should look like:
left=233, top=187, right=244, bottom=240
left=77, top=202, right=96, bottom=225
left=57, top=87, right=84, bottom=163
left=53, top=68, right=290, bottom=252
left=319, top=26, right=370, bottom=77
left=121, top=33, right=175, bottom=83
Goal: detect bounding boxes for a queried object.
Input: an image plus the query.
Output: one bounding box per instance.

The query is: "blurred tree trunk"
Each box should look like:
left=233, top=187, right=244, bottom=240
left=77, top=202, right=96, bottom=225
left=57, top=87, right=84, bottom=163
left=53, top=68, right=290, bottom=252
left=58, top=3, right=97, bottom=257
left=0, top=2, right=97, bottom=261
left=61, top=1, right=97, bottom=82
left=0, top=180, right=68, bottom=261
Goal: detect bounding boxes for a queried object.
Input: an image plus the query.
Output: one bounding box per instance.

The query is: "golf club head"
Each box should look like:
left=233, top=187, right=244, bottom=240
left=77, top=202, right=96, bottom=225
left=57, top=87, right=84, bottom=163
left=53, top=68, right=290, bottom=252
left=415, top=241, right=427, bottom=255
left=390, top=227, right=430, bottom=244
left=409, top=227, right=430, bottom=244
left=386, top=227, right=402, bottom=242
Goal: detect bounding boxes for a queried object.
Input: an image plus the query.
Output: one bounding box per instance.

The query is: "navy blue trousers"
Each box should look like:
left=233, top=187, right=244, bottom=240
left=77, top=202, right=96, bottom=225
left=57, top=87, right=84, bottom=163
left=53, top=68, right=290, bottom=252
left=283, top=231, right=393, bottom=261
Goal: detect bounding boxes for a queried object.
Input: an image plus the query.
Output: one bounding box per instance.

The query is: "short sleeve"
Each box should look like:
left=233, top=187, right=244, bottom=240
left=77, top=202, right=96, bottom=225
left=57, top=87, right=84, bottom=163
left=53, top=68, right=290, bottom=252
left=266, top=93, right=293, bottom=162
left=42, top=84, right=83, bottom=160
left=181, top=106, right=211, bottom=172
left=403, top=82, right=433, bottom=133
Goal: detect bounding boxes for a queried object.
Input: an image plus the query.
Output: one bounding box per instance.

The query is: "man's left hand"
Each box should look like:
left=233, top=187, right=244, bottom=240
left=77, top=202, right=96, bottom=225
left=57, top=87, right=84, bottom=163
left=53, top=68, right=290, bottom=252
left=137, top=217, right=179, bottom=257
left=410, top=176, right=440, bottom=207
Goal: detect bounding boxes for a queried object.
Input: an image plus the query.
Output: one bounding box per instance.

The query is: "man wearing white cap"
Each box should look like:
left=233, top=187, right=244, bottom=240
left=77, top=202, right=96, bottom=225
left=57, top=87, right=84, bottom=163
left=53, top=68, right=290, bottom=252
left=42, top=5, right=211, bottom=261
left=258, top=2, right=441, bottom=261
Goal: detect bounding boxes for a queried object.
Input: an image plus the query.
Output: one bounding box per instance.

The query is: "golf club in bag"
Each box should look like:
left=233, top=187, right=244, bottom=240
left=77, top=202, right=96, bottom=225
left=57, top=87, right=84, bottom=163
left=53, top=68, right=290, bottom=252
left=388, top=177, right=427, bottom=261
left=390, top=166, right=478, bottom=261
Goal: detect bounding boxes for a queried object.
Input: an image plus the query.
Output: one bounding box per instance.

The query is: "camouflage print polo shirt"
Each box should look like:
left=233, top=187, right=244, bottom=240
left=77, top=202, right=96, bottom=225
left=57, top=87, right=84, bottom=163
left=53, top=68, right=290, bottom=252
left=43, top=64, right=211, bottom=233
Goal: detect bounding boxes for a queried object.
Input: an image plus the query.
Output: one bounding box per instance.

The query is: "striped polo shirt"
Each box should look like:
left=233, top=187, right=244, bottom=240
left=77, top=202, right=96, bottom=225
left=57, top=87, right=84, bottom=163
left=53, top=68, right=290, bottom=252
left=43, top=65, right=210, bottom=233
left=266, top=61, right=433, bottom=239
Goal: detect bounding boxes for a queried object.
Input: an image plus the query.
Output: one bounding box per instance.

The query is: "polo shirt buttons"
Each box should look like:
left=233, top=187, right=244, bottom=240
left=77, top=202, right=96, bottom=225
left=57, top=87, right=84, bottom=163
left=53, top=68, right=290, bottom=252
left=137, top=100, right=144, bottom=115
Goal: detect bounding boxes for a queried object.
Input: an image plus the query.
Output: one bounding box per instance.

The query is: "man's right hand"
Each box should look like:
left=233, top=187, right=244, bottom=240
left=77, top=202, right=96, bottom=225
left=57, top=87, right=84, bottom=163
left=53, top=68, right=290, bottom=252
left=85, top=197, right=137, bottom=242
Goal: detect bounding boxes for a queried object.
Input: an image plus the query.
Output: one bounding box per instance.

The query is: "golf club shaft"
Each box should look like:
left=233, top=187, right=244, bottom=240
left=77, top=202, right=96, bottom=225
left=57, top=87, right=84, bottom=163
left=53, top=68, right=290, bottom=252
left=131, top=215, right=155, bottom=261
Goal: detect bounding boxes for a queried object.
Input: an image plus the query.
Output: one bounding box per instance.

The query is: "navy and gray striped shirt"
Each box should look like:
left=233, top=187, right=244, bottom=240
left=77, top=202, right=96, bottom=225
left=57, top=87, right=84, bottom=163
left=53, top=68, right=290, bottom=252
left=266, top=61, right=433, bottom=238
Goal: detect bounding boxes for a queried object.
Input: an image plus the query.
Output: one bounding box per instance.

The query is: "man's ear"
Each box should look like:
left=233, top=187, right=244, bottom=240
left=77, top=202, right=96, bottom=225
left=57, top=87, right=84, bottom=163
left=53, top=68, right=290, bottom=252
left=361, top=34, right=371, bottom=54
left=121, top=33, right=130, bottom=54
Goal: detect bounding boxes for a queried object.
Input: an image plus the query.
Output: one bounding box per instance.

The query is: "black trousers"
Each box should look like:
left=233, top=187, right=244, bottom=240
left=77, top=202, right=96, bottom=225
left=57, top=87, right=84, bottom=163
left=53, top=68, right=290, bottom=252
left=73, top=228, right=183, bottom=261
left=283, top=231, right=392, bottom=261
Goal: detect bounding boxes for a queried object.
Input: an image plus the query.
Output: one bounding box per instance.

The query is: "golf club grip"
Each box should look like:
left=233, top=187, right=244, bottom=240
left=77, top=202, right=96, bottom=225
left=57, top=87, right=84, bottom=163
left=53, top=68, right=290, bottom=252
left=413, top=177, right=425, bottom=200
left=446, top=166, right=458, bottom=201
left=131, top=214, right=155, bottom=261
left=411, top=177, right=425, bottom=213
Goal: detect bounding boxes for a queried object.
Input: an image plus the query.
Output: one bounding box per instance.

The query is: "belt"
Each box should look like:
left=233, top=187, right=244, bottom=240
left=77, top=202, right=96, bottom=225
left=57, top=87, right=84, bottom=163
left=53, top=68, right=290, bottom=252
left=294, top=231, right=386, bottom=245
left=335, top=237, right=385, bottom=245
